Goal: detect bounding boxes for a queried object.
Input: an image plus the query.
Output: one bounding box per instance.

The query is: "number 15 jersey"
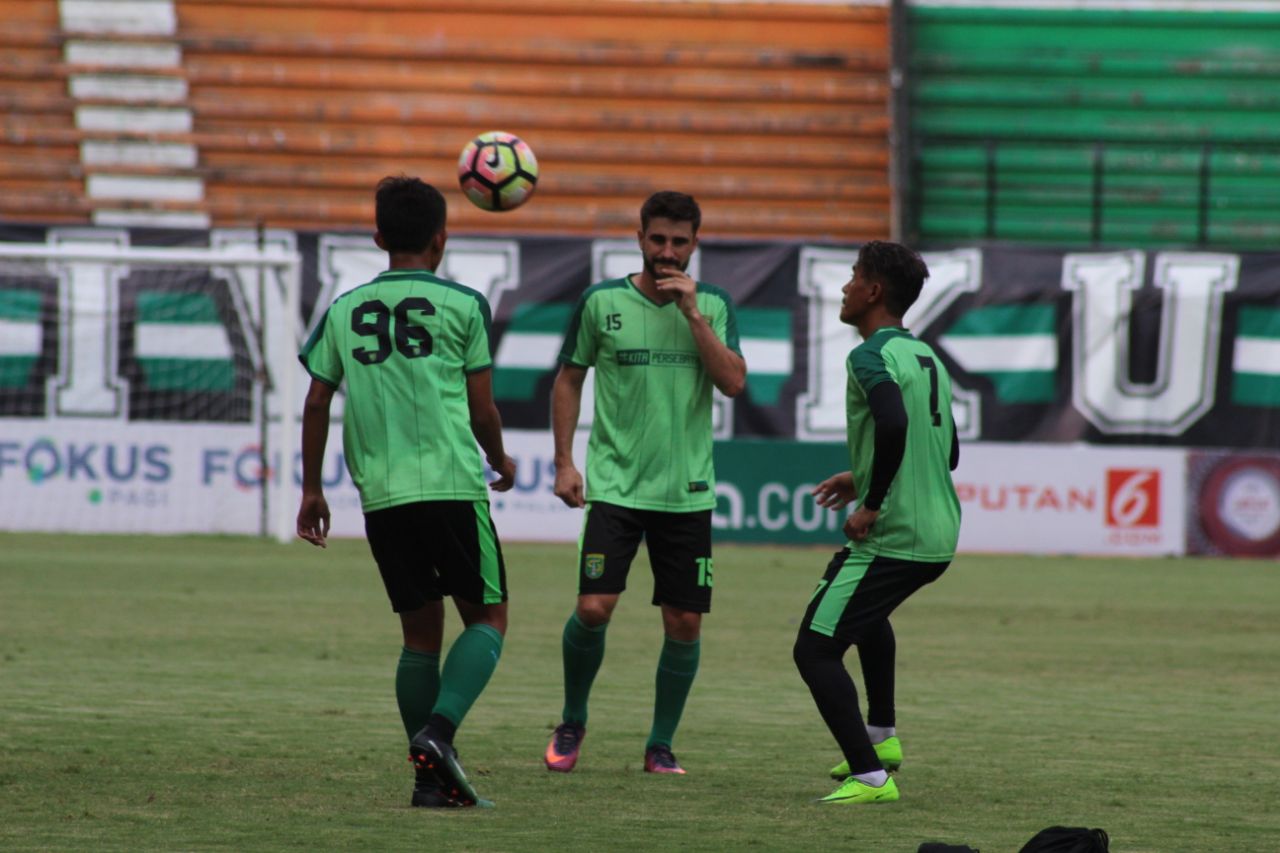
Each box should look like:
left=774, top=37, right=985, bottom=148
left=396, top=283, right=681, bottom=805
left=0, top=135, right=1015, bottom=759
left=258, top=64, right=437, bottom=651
left=559, top=277, right=741, bottom=512
left=299, top=269, right=494, bottom=511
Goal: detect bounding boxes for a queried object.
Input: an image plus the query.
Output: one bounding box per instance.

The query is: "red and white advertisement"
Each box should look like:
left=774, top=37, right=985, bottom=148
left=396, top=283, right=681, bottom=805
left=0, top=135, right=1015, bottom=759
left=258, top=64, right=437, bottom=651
left=953, top=443, right=1187, bottom=557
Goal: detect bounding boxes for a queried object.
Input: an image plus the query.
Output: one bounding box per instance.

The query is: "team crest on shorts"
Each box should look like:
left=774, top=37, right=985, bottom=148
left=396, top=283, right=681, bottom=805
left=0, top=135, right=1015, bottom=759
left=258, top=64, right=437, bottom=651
left=584, top=553, right=605, bottom=579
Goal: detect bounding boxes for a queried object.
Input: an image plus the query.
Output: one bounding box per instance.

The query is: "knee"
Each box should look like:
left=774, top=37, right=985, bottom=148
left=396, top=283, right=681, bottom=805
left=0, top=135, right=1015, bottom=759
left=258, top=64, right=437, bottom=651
left=576, top=599, right=613, bottom=628
left=793, top=629, right=843, bottom=676
left=662, top=609, right=701, bottom=642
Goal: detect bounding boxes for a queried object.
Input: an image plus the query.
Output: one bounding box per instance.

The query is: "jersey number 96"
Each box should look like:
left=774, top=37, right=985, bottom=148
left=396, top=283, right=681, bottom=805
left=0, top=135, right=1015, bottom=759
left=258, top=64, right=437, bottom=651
left=351, top=298, right=435, bottom=365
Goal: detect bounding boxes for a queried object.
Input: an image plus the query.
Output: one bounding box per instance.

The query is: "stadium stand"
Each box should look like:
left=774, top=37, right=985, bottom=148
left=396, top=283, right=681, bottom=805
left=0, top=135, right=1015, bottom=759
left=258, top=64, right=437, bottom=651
left=0, top=0, right=892, bottom=240
left=908, top=6, right=1280, bottom=249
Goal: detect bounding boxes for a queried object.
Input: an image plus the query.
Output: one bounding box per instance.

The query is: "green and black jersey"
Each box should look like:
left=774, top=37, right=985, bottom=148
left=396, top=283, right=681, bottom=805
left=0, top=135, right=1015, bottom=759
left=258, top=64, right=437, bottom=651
left=299, top=269, right=494, bottom=511
left=847, top=327, right=961, bottom=560
left=559, top=276, right=741, bottom=512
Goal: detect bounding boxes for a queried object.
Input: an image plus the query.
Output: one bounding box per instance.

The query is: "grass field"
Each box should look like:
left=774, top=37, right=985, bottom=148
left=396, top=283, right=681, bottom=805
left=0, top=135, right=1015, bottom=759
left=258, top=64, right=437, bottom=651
left=1, top=533, right=1277, bottom=852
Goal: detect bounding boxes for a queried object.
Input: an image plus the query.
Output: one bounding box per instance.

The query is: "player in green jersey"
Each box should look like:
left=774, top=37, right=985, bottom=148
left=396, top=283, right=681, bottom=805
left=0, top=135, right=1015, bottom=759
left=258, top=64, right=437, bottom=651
left=543, top=191, right=746, bottom=775
left=296, top=176, right=517, bottom=809
left=794, top=240, right=961, bottom=805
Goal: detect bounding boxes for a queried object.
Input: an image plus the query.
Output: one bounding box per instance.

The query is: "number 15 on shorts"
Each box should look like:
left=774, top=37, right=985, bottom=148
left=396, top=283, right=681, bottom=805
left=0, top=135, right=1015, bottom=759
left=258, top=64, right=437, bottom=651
left=696, top=557, right=713, bottom=588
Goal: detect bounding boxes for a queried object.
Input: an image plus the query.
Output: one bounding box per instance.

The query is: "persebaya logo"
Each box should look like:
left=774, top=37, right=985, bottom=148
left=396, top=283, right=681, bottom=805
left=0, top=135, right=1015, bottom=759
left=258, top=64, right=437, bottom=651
left=615, top=349, right=700, bottom=368
left=584, top=553, right=605, bottom=579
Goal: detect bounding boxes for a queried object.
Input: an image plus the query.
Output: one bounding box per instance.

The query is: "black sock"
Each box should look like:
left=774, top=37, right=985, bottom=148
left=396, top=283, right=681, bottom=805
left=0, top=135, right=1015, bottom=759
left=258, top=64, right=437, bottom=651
left=422, top=713, right=457, bottom=745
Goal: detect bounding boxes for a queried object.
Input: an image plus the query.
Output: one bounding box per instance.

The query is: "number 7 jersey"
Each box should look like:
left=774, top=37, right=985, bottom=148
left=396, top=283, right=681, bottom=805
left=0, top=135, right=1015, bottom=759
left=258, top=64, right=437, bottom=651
left=299, top=269, right=494, bottom=510
left=846, top=326, right=961, bottom=560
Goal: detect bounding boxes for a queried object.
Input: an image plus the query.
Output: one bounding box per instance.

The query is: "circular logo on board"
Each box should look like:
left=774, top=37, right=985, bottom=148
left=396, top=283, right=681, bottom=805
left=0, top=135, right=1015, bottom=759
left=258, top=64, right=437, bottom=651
left=1198, top=457, right=1280, bottom=557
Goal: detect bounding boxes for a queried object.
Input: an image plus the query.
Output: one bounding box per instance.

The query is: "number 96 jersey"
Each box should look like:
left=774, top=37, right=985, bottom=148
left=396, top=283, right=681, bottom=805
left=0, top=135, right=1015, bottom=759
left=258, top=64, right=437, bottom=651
left=299, top=269, right=494, bottom=510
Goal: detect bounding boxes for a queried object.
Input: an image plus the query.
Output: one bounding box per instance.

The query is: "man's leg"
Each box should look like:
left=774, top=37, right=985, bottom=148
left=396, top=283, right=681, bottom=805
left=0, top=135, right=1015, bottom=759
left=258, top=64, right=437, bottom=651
left=408, top=500, right=508, bottom=807
left=561, top=594, right=617, bottom=725
left=410, top=599, right=506, bottom=807
left=644, top=605, right=701, bottom=772
left=859, top=618, right=896, bottom=728
left=643, top=509, right=712, bottom=773
left=395, top=601, right=445, bottom=740
left=793, top=629, right=882, bottom=776
left=421, top=600, right=507, bottom=742
left=547, top=503, right=641, bottom=771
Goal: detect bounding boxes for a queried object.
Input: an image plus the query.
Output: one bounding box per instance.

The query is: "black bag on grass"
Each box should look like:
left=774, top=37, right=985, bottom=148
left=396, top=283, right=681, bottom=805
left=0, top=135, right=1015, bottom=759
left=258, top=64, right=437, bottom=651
left=1018, top=825, right=1109, bottom=852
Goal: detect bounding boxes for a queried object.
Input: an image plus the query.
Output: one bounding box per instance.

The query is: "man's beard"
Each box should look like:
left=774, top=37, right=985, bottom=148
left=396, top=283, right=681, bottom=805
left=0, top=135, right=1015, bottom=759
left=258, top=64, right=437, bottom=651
left=644, top=256, right=687, bottom=278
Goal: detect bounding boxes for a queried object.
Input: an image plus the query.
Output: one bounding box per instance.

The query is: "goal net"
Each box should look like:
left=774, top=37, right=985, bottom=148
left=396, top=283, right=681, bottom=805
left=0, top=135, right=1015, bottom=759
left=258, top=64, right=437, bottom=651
left=0, top=231, right=302, bottom=541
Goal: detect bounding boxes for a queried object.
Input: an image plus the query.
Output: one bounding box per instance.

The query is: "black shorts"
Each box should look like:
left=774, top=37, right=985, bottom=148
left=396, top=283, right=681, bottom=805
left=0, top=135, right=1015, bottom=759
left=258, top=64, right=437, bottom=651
left=577, top=501, right=713, bottom=613
left=799, top=548, right=948, bottom=644
left=364, top=500, right=507, bottom=612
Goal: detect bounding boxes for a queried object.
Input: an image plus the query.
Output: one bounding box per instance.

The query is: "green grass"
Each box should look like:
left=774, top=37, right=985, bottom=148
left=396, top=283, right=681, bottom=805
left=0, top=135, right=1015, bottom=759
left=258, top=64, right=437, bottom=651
left=1, top=533, right=1277, bottom=852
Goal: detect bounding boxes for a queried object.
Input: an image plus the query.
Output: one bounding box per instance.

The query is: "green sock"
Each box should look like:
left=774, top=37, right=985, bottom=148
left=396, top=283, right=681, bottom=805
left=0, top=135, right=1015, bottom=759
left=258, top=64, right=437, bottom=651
left=561, top=612, right=607, bottom=726
left=431, top=624, right=504, bottom=729
left=395, top=646, right=440, bottom=741
left=647, top=636, right=700, bottom=750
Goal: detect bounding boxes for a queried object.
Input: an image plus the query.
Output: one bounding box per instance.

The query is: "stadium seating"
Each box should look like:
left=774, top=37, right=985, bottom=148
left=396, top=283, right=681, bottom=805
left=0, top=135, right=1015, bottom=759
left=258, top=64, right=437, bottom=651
left=0, top=0, right=892, bottom=240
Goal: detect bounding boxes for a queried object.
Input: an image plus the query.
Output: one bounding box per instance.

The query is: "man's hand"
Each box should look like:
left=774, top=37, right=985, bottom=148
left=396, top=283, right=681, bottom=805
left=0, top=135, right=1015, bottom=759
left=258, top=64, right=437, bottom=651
left=812, top=471, right=857, bottom=510
left=297, top=491, right=331, bottom=548
left=655, top=266, right=699, bottom=318
left=843, top=505, right=879, bottom=542
left=488, top=454, right=517, bottom=492
left=553, top=463, right=586, bottom=508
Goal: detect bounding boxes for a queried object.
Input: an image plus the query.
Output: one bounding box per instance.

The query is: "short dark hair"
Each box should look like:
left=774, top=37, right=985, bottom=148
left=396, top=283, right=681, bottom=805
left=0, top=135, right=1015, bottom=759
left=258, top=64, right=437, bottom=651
left=640, top=190, right=701, bottom=235
left=855, top=240, right=930, bottom=317
left=375, top=176, right=446, bottom=253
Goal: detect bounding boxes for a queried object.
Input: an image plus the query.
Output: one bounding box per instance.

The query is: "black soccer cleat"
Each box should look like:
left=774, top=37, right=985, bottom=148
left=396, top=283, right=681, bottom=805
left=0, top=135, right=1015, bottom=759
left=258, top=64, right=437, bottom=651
left=409, top=732, right=484, bottom=807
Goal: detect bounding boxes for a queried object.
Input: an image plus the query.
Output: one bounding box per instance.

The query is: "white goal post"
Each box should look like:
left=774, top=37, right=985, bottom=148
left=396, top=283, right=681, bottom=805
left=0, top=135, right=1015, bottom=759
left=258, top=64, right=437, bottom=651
left=0, top=238, right=303, bottom=542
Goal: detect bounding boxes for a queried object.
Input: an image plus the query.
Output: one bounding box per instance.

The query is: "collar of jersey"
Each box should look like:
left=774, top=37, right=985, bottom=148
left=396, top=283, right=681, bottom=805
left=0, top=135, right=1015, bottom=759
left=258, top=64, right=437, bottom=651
left=375, top=269, right=437, bottom=280
left=625, top=275, right=678, bottom=309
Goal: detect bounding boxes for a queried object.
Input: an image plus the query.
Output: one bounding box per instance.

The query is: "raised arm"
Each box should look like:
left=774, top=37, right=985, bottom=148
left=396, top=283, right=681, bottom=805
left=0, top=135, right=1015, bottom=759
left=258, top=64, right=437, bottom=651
left=656, top=270, right=746, bottom=397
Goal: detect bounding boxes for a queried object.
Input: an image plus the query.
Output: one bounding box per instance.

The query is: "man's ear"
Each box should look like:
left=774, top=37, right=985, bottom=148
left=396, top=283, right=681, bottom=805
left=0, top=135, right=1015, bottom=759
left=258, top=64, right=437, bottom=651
left=373, top=231, right=386, bottom=251
left=433, top=228, right=448, bottom=253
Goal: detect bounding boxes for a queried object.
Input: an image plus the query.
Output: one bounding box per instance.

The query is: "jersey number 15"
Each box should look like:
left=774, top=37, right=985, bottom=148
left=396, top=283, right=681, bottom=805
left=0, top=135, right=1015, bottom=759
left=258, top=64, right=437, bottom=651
left=351, top=298, right=435, bottom=365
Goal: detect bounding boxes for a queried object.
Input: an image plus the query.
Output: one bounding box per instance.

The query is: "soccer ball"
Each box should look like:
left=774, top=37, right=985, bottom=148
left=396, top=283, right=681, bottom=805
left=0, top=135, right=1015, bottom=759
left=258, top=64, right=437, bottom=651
left=457, top=131, right=539, bottom=212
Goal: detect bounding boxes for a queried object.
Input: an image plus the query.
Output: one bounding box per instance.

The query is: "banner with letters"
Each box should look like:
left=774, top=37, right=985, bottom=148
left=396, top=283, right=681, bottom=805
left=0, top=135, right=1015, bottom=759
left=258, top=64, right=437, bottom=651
left=2, top=225, right=1279, bottom=553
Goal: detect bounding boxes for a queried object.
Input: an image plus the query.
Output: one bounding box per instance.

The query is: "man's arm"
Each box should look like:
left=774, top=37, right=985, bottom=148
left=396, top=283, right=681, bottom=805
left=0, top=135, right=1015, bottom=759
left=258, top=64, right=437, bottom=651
left=466, top=368, right=516, bottom=492
left=297, top=378, right=335, bottom=547
left=551, top=363, right=588, bottom=507
left=843, top=381, right=908, bottom=541
left=656, top=270, right=746, bottom=397
left=950, top=418, right=960, bottom=471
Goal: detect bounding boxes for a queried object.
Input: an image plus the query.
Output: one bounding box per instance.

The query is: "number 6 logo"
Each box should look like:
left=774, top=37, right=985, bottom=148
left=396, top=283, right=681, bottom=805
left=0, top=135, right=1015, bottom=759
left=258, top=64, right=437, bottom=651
left=1106, top=469, right=1161, bottom=528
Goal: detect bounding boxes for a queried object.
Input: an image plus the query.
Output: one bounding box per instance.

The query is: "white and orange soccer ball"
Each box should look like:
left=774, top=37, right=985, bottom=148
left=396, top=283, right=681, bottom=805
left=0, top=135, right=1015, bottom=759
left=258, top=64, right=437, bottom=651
left=457, top=131, right=539, bottom=212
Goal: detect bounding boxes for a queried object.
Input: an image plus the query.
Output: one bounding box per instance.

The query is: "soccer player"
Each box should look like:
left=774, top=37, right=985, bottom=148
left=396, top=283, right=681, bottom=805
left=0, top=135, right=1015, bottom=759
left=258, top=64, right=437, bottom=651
left=543, top=191, right=746, bottom=775
left=296, top=176, right=517, bottom=809
left=794, top=240, right=961, bottom=805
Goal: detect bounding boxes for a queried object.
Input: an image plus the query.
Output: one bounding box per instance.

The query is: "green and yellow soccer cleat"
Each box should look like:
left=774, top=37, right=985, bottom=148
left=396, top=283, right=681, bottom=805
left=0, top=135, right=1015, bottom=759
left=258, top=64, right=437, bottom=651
left=829, top=736, right=903, bottom=779
left=817, top=775, right=900, bottom=805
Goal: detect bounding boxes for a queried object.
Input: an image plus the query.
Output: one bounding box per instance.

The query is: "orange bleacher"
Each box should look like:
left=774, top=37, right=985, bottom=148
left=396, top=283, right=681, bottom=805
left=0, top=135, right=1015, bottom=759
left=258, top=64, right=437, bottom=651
left=1, top=0, right=891, bottom=240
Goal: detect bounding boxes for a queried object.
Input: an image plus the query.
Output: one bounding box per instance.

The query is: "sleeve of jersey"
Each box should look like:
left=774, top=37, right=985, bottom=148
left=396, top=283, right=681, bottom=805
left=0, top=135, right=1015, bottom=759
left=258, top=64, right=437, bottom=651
left=557, top=291, right=597, bottom=368
left=848, top=345, right=893, bottom=396
left=463, top=293, right=495, bottom=374
left=297, top=307, right=343, bottom=388
left=712, top=290, right=742, bottom=355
